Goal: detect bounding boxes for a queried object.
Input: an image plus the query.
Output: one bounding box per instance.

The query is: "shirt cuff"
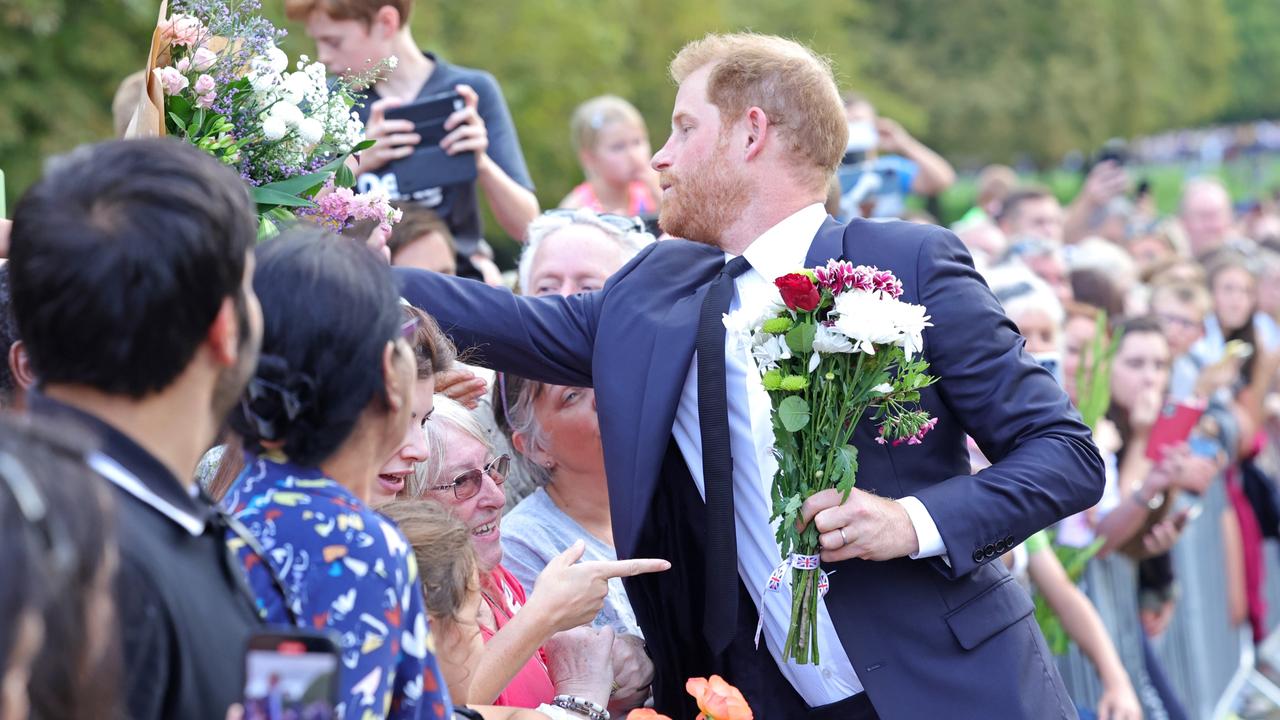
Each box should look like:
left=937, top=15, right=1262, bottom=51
left=897, top=495, right=948, bottom=561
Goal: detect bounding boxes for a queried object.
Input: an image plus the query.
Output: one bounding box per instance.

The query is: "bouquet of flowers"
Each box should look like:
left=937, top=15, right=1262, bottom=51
left=127, top=0, right=397, bottom=238
left=723, top=260, right=937, bottom=664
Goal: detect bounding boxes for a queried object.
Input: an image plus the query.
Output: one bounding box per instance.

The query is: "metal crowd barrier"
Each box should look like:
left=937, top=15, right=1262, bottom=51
left=1052, top=476, right=1253, bottom=719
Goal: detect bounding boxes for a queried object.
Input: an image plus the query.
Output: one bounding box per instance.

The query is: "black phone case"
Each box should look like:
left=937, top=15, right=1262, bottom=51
left=382, top=91, right=478, bottom=193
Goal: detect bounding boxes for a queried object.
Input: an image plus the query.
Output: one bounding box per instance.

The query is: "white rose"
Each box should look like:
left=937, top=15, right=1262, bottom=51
left=261, top=115, right=288, bottom=141
left=297, top=117, right=324, bottom=145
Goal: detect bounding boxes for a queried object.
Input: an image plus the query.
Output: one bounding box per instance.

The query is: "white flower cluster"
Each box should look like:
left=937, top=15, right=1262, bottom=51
left=722, top=269, right=932, bottom=377
left=831, top=290, right=931, bottom=359
left=246, top=46, right=365, bottom=166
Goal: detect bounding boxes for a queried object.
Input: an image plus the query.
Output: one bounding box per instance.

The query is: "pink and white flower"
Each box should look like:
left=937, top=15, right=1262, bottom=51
left=153, top=66, right=189, bottom=96
left=158, top=14, right=204, bottom=47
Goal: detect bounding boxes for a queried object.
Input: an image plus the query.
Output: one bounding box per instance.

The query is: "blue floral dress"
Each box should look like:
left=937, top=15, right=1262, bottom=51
left=224, top=454, right=451, bottom=720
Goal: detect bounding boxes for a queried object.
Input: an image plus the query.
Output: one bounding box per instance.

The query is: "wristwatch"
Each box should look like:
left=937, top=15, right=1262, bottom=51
left=552, top=694, right=610, bottom=720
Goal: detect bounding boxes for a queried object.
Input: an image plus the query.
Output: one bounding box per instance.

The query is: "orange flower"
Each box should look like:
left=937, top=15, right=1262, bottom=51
left=626, top=710, right=673, bottom=720
left=686, top=675, right=753, bottom=720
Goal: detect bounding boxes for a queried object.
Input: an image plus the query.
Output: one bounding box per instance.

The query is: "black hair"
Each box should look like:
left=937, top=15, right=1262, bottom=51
left=0, top=413, right=119, bottom=719
left=9, top=138, right=256, bottom=398
left=230, top=227, right=403, bottom=467
left=0, top=266, right=17, bottom=406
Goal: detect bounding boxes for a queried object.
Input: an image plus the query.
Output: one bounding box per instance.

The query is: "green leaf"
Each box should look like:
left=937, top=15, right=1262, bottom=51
left=778, top=395, right=811, bottom=433
left=257, top=216, right=278, bottom=241
left=257, top=169, right=335, bottom=198
left=251, top=185, right=318, bottom=208
left=351, top=139, right=376, bottom=152
left=834, top=445, right=859, bottom=496
left=785, top=322, right=816, bottom=354
left=334, top=162, right=356, bottom=188
left=167, top=112, right=187, bottom=132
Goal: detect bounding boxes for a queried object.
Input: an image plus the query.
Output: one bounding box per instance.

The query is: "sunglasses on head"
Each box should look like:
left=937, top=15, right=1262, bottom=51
left=543, top=208, right=645, bottom=235
left=430, top=454, right=510, bottom=501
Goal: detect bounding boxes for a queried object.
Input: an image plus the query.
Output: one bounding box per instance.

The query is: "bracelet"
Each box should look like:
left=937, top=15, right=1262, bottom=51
left=553, top=694, right=610, bottom=720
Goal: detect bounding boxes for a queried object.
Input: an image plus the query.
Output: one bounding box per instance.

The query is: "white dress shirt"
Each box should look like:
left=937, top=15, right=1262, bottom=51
left=672, top=203, right=947, bottom=706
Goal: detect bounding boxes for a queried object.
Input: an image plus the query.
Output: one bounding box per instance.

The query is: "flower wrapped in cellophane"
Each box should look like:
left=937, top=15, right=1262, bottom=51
left=128, top=0, right=395, bottom=237
left=723, top=259, right=937, bottom=664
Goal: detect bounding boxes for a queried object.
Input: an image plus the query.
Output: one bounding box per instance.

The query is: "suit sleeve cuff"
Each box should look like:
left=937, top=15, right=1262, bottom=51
left=898, top=495, right=949, bottom=562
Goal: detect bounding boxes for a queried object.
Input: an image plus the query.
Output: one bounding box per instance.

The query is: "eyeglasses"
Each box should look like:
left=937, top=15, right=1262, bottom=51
left=400, top=313, right=421, bottom=340
left=431, top=454, right=510, bottom=501
left=0, top=450, right=76, bottom=584
left=543, top=208, right=646, bottom=235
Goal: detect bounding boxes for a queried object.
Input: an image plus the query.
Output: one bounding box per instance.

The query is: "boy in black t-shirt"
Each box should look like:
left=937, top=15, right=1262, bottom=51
left=286, top=0, right=539, bottom=280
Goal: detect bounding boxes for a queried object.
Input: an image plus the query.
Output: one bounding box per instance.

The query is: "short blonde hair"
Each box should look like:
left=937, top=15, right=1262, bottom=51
left=670, top=33, right=847, bottom=190
left=284, top=0, right=411, bottom=25
left=570, top=95, right=647, bottom=155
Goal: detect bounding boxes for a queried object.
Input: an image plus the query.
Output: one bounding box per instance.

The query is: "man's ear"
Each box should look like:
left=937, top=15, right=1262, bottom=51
left=9, top=340, right=34, bottom=391
left=743, top=106, right=771, bottom=162
left=374, top=5, right=402, bottom=37
left=206, top=298, right=239, bottom=368
left=381, top=341, right=407, bottom=414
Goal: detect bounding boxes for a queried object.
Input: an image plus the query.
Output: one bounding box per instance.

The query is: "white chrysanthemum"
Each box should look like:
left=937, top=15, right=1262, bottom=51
left=280, top=72, right=312, bottom=105
left=752, top=334, right=792, bottom=371
left=266, top=46, right=289, bottom=74
left=296, top=117, right=324, bottom=145
left=261, top=115, right=288, bottom=141
left=890, top=300, right=932, bottom=359
left=831, top=291, right=903, bottom=355
left=813, top=324, right=855, bottom=354
left=270, top=101, right=304, bottom=128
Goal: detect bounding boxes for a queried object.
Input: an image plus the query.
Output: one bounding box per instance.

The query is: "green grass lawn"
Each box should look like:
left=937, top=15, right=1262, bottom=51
left=929, top=154, right=1280, bottom=227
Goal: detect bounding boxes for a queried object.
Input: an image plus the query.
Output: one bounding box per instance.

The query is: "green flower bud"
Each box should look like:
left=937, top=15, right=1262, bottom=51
left=762, top=369, right=783, bottom=391
left=780, top=375, right=809, bottom=392
left=762, top=317, right=793, bottom=335
left=824, top=372, right=835, bottom=380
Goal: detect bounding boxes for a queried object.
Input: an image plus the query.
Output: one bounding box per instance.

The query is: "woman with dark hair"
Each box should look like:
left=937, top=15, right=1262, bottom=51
left=0, top=414, right=119, bottom=720
left=370, top=304, right=457, bottom=506
left=221, top=229, right=450, bottom=720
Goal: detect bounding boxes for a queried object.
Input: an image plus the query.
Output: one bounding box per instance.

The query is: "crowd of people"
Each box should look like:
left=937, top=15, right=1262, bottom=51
left=3, top=1, right=1280, bottom=719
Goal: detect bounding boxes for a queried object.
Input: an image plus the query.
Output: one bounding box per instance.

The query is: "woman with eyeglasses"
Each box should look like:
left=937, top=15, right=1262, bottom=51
left=220, top=229, right=452, bottom=720
left=407, top=396, right=668, bottom=714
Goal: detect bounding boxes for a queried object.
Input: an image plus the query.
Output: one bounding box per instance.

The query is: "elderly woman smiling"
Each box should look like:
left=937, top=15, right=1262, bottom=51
left=407, top=397, right=667, bottom=714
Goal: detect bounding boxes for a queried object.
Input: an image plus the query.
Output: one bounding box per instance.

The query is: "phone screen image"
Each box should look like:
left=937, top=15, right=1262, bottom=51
left=244, top=641, right=339, bottom=720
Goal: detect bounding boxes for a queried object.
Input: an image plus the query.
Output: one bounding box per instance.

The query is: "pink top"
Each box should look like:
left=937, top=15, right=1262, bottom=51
left=568, top=180, right=658, bottom=216
left=480, top=564, right=555, bottom=708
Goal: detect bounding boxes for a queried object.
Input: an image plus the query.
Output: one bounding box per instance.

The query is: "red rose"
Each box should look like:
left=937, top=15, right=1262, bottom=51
left=775, top=273, right=821, bottom=312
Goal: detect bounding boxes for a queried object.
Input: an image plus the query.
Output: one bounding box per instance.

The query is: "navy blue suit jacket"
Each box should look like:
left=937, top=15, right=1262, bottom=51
left=397, top=217, right=1104, bottom=719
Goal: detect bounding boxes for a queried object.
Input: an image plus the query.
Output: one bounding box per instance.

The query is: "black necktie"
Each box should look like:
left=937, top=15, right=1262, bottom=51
left=697, top=254, right=752, bottom=654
